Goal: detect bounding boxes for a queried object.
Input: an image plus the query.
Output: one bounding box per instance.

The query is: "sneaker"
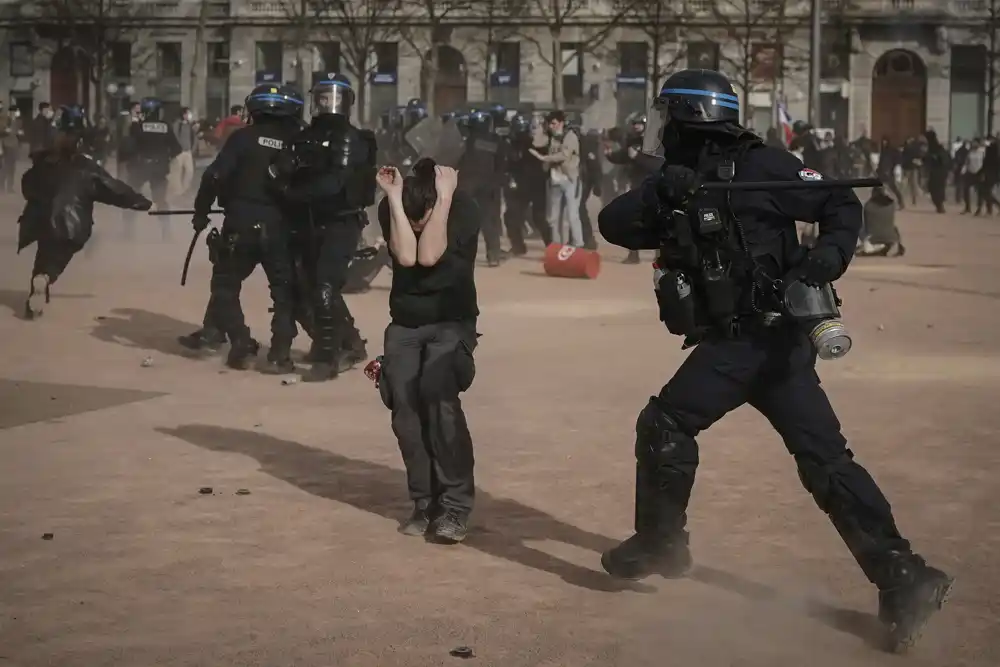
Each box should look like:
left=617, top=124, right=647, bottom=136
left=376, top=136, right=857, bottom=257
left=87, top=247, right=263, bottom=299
left=428, top=508, right=469, bottom=544
left=26, top=274, right=49, bottom=319
left=398, top=501, right=433, bottom=537
left=600, top=532, right=692, bottom=581
left=878, top=556, right=954, bottom=654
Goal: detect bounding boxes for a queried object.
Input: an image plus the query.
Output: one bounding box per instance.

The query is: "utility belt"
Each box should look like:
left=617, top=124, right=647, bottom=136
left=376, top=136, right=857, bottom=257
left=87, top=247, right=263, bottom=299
left=309, top=208, right=367, bottom=229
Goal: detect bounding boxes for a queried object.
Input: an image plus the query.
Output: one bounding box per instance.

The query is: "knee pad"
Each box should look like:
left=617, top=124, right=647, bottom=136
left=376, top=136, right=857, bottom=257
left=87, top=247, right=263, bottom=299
left=635, top=397, right=699, bottom=470
left=314, top=283, right=335, bottom=310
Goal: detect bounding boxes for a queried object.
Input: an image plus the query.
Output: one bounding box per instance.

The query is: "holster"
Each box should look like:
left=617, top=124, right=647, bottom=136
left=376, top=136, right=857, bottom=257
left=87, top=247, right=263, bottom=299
left=655, top=269, right=700, bottom=337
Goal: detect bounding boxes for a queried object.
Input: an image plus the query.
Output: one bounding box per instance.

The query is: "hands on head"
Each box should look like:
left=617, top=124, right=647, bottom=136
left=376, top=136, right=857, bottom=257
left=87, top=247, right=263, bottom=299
left=375, top=164, right=460, bottom=198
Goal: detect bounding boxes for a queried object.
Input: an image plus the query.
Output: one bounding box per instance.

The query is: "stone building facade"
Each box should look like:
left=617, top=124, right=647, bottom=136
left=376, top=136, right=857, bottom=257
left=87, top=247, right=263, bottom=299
left=0, top=0, right=994, bottom=143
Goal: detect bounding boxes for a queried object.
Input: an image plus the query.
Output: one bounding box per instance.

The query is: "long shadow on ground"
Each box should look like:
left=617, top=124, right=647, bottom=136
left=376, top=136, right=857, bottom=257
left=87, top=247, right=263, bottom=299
left=157, top=424, right=883, bottom=646
left=90, top=308, right=200, bottom=358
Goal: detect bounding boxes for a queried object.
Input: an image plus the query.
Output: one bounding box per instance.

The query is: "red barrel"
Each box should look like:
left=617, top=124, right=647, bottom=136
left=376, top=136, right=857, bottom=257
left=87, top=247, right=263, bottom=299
left=542, top=244, right=601, bottom=279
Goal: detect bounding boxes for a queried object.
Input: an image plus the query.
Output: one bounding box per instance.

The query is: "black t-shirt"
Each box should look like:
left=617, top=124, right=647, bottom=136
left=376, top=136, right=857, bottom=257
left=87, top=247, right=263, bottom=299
left=378, top=191, right=480, bottom=327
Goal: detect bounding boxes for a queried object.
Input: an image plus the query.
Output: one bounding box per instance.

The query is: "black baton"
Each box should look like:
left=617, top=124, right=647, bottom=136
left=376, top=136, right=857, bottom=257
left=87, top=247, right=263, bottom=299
left=698, top=178, right=881, bottom=191
left=149, top=209, right=224, bottom=216
left=180, top=228, right=204, bottom=287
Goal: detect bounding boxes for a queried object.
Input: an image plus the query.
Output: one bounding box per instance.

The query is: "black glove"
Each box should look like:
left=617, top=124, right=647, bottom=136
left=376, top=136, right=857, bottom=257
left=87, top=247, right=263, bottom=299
left=192, top=213, right=210, bottom=232
left=132, top=197, right=153, bottom=211
left=788, top=245, right=843, bottom=286
left=656, top=165, right=700, bottom=206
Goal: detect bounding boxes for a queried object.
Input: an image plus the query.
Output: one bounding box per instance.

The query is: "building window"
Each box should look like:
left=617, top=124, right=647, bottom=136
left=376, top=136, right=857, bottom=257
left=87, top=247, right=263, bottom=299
left=313, top=41, right=341, bottom=74
left=157, top=42, right=183, bottom=78
left=110, top=42, right=131, bottom=78
left=9, top=43, right=33, bottom=77
left=617, top=41, right=649, bottom=77
left=255, top=41, right=283, bottom=72
left=493, top=41, right=520, bottom=74
left=374, top=41, right=398, bottom=74
left=687, top=41, right=719, bottom=70
left=561, top=42, right=584, bottom=106
left=208, top=42, right=230, bottom=78
left=751, top=43, right=781, bottom=82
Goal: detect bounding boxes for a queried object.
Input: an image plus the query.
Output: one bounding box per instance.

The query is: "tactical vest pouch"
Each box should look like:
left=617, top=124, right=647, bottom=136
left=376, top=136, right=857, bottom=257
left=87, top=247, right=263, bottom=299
left=701, top=262, right=736, bottom=323
left=655, top=269, right=699, bottom=336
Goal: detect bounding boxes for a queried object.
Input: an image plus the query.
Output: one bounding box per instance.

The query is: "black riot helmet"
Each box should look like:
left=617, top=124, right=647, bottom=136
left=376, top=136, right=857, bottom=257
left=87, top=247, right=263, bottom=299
left=642, top=69, right=741, bottom=157
left=245, top=84, right=305, bottom=120
left=58, top=104, right=88, bottom=132
left=139, top=97, right=163, bottom=121
left=404, top=98, right=427, bottom=128
left=310, top=73, right=354, bottom=117
left=509, top=113, right=530, bottom=135
left=467, top=110, right=493, bottom=135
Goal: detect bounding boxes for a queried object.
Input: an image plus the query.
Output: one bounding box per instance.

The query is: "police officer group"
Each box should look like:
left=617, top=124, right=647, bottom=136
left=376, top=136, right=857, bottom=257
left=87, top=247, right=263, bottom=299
left=15, top=67, right=953, bottom=655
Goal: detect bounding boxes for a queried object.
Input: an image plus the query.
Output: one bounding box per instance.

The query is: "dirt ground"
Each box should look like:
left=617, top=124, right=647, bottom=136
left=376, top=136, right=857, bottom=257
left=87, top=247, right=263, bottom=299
left=0, top=196, right=998, bottom=667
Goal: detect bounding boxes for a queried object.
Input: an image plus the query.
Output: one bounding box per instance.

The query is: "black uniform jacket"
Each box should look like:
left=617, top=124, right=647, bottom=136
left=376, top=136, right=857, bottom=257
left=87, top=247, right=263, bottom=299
left=18, top=151, right=150, bottom=251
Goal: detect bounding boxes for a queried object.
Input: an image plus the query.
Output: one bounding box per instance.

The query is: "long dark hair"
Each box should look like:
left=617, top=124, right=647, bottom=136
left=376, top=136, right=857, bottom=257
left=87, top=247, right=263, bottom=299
left=401, top=157, right=438, bottom=222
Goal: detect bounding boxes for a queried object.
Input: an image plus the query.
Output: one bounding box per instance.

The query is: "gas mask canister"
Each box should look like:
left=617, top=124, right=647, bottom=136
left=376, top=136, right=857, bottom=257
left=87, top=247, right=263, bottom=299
left=781, top=281, right=852, bottom=360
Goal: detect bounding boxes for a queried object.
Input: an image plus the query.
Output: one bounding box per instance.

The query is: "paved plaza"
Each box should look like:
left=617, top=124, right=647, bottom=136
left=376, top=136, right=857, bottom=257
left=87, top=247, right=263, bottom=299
left=0, top=200, right=997, bottom=666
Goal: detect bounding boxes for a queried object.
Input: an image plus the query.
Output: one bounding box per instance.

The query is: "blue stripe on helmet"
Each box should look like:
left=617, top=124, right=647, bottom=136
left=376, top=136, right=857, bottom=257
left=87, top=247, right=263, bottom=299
left=661, top=87, right=740, bottom=103
left=250, top=93, right=304, bottom=104
left=316, top=80, right=353, bottom=90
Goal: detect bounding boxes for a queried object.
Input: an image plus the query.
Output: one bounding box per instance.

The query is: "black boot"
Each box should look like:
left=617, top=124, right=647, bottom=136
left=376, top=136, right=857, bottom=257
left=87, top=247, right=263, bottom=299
left=601, top=531, right=692, bottom=580
left=259, top=340, right=295, bottom=375
left=225, top=337, right=260, bottom=370
left=622, top=250, right=640, bottom=265
left=341, top=335, right=368, bottom=367
left=894, top=243, right=907, bottom=257
left=398, top=500, right=434, bottom=536
left=877, top=552, right=953, bottom=653
left=178, top=327, right=227, bottom=352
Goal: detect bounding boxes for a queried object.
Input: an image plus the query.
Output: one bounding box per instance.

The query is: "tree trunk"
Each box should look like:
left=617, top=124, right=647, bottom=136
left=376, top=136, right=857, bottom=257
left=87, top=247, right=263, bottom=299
left=357, top=78, right=369, bottom=126
left=424, top=44, right=440, bottom=117
left=189, top=0, right=210, bottom=115
left=550, top=35, right=563, bottom=109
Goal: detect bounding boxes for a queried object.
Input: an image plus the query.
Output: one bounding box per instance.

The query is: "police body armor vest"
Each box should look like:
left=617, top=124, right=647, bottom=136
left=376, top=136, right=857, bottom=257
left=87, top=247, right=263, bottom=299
left=460, top=133, right=498, bottom=186
left=325, top=125, right=378, bottom=211
left=654, top=148, right=757, bottom=338
left=230, top=127, right=295, bottom=207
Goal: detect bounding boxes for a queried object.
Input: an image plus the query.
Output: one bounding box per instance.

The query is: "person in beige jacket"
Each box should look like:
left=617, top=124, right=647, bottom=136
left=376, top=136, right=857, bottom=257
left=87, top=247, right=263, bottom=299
left=529, top=110, right=584, bottom=247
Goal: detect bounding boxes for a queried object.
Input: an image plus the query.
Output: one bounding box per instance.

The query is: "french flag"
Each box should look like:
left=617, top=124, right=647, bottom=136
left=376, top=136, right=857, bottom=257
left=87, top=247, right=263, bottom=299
left=777, top=100, right=794, bottom=146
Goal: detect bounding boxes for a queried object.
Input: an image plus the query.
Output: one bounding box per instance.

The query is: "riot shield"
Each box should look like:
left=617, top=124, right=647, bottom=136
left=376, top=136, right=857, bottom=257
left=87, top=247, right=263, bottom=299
left=403, top=116, right=465, bottom=167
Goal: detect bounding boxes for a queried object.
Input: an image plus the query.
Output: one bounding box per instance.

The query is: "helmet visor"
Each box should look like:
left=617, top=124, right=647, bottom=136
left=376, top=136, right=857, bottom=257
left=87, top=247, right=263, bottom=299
left=641, top=98, right=670, bottom=158
left=311, top=82, right=354, bottom=117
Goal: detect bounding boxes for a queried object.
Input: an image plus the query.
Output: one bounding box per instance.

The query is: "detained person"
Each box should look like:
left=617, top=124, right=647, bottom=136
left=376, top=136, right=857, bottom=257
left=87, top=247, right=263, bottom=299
left=374, top=159, right=481, bottom=544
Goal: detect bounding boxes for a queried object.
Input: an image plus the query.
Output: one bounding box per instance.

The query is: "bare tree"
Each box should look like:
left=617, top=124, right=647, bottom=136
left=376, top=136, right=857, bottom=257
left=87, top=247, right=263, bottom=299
left=276, top=0, right=321, bottom=90
left=396, top=0, right=472, bottom=117
left=465, top=0, right=519, bottom=102
left=188, top=0, right=213, bottom=115
left=617, top=0, right=685, bottom=91
left=513, top=0, right=632, bottom=109
left=311, top=0, right=400, bottom=123
left=26, top=0, right=156, bottom=114
left=689, top=0, right=805, bottom=125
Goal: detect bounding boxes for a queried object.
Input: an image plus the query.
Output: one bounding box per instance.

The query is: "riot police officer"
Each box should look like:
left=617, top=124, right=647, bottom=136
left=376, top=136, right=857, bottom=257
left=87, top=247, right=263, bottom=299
left=457, top=109, right=505, bottom=266
left=128, top=98, right=182, bottom=239
left=597, top=69, right=952, bottom=653
left=605, top=111, right=654, bottom=263
left=503, top=113, right=547, bottom=253
left=270, top=73, right=374, bottom=382
left=790, top=120, right=823, bottom=171
left=189, top=84, right=305, bottom=372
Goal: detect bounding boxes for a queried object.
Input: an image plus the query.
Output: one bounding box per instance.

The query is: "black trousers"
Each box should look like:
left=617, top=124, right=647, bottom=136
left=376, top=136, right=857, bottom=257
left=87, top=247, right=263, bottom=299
left=470, top=186, right=502, bottom=260
left=210, top=208, right=296, bottom=349
left=297, top=220, right=363, bottom=362
left=380, top=321, right=478, bottom=514
left=578, top=178, right=598, bottom=248
left=124, top=161, right=169, bottom=235
left=32, top=240, right=78, bottom=283
left=504, top=181, right=551, bottom=247
left=635, top=326, right=910, bottom=588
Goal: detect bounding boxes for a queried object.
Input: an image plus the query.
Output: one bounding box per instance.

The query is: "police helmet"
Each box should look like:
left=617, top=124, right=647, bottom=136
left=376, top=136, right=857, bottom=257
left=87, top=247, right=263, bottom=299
left=486, top=103, right=507, bottom=124
left=404, top=98, right=427, bottom=127
left=139, top=97, right=163, bottom=121
left=245, top=84, right=305, bottom=119
left=510, top=113, right=530, bottom=135
left=310, top=73, right=354, bottom=117
left=792, top=120, right=812, bottom=135
left=642, top=69, right=740, bottom=157
left=467, top=110, right=493, bottom=134
left=58, top=104, right=88, bottom=132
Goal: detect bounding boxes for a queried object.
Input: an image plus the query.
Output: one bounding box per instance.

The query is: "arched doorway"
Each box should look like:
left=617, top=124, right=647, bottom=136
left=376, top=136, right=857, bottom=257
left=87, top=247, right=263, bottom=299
left=50, top=47, right=91, bottom=108
left=871, top=49, right=927, bottom=147
left=423, top=45, right=467, bottom=114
